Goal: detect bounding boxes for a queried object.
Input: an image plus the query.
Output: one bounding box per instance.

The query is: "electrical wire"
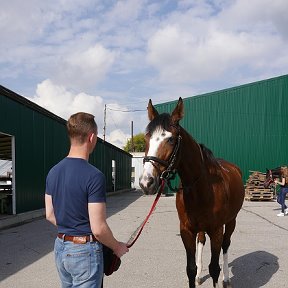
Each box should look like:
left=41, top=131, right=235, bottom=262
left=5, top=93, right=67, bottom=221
left=106, top=107, right=146, bottom=112
left=106, top=113, right=128, bottom=140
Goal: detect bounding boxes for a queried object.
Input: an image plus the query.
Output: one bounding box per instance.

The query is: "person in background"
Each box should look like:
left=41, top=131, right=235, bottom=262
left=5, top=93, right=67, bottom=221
left=274, top=175, right=288, bottom=217
left=45, top=112, right=128, bottom=288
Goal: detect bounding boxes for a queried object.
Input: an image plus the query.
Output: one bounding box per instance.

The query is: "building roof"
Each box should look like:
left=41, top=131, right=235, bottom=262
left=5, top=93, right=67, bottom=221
left=0, top=85, right=132, bottom=158
left=0, top=85, right=66, bottom=124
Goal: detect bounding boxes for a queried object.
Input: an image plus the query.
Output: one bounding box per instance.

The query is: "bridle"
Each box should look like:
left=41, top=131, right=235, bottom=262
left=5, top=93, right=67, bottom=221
left=143, top=125, right=182, bottom=191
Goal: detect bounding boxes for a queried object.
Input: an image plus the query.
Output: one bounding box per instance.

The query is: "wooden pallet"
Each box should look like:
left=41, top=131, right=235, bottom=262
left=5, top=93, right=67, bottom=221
left=245, top=190, right=274, bottom=201
left=245, top=195, right=274, bottom=201
left=245, top=188, right=272, bottom=192
left=245, top=170, right=275, bottom=201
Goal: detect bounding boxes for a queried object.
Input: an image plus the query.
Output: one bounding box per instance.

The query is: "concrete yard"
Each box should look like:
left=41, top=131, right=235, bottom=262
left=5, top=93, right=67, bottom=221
left=0, top=189, right=288, bottom=288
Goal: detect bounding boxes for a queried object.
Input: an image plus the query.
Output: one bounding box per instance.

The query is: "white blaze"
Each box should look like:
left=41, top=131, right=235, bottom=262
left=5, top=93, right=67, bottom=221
left=140, top=128, right=172, bottom=187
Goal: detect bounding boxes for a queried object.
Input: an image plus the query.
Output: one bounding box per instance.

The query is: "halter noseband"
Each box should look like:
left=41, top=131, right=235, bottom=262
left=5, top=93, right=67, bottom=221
left=143, top=126, right=182, bottom=188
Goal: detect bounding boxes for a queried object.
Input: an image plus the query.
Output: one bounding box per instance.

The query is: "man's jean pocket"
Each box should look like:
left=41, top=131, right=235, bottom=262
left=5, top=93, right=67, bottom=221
left=54, top=237, right=103, bottom=288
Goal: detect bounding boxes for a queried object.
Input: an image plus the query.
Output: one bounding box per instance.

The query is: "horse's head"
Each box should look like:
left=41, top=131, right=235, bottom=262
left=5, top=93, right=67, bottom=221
left=139, top=97, right=184, bottom=195
left=263, top=167, right=282, bottom=188
left=263, top=169, right=274, bottom=188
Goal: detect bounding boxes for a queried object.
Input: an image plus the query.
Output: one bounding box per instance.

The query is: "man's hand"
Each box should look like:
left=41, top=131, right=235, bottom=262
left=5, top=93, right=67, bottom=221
left=113, top=242, right=129, bottom=258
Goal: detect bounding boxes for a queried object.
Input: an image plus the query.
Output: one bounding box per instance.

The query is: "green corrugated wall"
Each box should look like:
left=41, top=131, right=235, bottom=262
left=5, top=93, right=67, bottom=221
left=155, top=74, right=288, bottom=183
left=0, top=86, right=132, bottom=214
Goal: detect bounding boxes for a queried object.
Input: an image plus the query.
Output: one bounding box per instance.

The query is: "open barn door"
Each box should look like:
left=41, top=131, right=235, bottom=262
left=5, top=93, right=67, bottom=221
left=0, top=133, right=15, bottom=215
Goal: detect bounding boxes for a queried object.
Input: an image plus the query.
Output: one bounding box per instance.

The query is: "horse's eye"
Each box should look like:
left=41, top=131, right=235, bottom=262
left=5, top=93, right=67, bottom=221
left=167, top=137, right=174, bottom=144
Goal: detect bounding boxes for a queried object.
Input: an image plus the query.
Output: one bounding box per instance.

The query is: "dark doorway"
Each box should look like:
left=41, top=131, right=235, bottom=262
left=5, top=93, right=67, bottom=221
left=0, top=133, right=14, bottom=215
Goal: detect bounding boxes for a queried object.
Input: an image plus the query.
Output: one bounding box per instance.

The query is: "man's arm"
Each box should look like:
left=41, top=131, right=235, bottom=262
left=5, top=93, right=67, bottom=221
left=88, top=202, right=128, bottom=257
left=45, top=194, right=57, bottom=226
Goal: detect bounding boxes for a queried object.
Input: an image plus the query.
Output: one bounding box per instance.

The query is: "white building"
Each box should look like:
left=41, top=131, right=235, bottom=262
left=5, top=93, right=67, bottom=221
left=131, top=152, right=144, bottom=189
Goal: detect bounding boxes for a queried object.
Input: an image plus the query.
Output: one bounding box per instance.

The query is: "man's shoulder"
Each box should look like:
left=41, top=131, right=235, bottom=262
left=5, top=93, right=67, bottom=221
left=47, top=158, right=66, bottom=175
left=86, top=163, right=105, bottom=179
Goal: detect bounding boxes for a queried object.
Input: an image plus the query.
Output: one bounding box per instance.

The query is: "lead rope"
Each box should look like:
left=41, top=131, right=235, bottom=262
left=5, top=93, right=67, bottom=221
left=126, top=179, right=165, bottom=248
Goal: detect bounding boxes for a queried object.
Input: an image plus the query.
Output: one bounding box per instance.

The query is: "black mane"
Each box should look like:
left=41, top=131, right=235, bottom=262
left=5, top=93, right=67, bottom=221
left=200, top=144, right=222, bottom=175
left=146, top=113, right=171, bottom=134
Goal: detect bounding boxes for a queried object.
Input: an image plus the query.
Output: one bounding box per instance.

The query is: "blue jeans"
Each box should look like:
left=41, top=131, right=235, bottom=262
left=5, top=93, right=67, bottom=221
left=277, top=188, right=288, bottom=213
left=54, top=237, right=103, bottom=288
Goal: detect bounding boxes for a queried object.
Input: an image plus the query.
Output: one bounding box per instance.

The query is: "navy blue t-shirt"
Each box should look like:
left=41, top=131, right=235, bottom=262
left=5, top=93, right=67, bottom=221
left=46, top=157, right=106, bottom=235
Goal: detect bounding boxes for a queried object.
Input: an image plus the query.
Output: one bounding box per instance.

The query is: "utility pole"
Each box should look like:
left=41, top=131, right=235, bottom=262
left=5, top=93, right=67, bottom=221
left=103, top=104, right=106, bottom=141
left=131, top=120, right=134, bottom=152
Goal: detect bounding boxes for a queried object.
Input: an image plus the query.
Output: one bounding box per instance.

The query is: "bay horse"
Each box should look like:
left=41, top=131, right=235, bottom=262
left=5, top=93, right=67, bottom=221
left=264, top=167, right=286, bottom=188
left=139, top=98, right=245, bottom=288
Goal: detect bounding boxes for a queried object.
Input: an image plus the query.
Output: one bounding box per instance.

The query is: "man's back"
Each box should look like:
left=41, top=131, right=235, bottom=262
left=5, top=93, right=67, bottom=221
left=46, top=157, right=106, bottom=235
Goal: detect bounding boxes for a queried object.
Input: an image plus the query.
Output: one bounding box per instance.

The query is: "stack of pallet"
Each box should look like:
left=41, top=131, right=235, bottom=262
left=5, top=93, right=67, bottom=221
left=245, top=171, right=274, bottom=201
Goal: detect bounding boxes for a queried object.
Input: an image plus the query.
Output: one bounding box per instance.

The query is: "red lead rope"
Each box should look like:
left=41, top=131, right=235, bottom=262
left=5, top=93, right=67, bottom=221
left=126, top=179, right=165, bottom=248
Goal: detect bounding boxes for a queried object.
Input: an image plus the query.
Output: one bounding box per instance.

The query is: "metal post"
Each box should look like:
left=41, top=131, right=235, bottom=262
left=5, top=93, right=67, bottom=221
left=131, top=121, right=134, bottom=152
left=103, top=104, right=106, bottom=141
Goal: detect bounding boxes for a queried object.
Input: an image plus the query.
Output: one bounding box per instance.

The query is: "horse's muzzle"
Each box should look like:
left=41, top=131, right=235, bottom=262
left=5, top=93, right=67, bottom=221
left=139, top=174, right=159, bottom=195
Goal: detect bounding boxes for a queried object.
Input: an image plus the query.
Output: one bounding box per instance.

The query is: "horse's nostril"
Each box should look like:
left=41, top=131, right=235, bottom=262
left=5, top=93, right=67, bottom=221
left=147, top=176, right=154, bottom=188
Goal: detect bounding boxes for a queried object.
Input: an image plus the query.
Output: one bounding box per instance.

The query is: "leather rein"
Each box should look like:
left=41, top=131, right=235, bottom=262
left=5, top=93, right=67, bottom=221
left=126, top=179, right=165, bottom=248
left=126, top=126, right=205, bottom=247
left=126, top=127, right=182, bottom=248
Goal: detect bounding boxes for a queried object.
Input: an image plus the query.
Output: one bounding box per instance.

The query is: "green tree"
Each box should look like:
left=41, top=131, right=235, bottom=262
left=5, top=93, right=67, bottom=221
left=123, top=133, right=145, bottom=152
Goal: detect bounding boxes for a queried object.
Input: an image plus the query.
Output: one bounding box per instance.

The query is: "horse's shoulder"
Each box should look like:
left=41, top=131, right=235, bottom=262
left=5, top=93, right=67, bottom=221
left=216, top=159, right=242, bottom=176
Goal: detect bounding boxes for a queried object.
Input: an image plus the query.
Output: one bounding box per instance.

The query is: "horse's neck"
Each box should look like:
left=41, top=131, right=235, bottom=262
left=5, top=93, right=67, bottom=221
left=177, top=129, right=204, bottom=187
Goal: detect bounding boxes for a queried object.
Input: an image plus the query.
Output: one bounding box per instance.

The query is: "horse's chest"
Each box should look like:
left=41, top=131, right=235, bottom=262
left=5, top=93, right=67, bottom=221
left=176, top=192, right=222, bottom=232
left=186, top=215, right=213, bottom=232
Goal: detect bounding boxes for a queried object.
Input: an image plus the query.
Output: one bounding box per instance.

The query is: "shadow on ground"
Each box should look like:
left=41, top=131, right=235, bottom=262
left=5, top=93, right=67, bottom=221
left=106, top=189, right=143, bottom=217
left=229, top=250, right=279, bottom=287
left=0, top=189, right=142, bottom=282
left=198, top=250, right=278, bottom=288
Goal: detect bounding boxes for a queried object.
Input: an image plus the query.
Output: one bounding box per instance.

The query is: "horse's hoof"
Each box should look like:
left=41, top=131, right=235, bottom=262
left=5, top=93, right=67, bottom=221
left=222, top=280, right=232, bottom=288
left=195, top=277, right=202, bottom=285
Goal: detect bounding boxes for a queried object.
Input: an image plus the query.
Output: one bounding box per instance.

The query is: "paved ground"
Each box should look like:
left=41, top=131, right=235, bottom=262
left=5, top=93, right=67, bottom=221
left=0, top=189, right=288, bottom=288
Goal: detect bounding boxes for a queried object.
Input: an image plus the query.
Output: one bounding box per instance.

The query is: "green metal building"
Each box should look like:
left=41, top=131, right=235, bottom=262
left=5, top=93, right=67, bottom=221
left=0, top=85, right=132, bottom=215
left=155, top=74, right=288, bottom=183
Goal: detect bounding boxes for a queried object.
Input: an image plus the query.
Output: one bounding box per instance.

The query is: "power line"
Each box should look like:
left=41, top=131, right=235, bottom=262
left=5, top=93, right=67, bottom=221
left=106, top=107, right=146, bottom=112
left=103, top=103, right=146, bottom=141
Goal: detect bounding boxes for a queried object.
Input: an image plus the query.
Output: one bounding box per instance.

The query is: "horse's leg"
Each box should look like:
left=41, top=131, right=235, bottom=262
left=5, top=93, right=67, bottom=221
left=222, top=219, right=236, bottom=287
left=180, top=226, right=197, bottom=288
left=208, top=227, right=224, bottom=288
left=196, top=231, right=206, bottom=285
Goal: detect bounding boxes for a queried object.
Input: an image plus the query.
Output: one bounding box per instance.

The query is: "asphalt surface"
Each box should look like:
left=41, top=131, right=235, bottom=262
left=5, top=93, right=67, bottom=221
left=0, top=189, right=288, bottom=288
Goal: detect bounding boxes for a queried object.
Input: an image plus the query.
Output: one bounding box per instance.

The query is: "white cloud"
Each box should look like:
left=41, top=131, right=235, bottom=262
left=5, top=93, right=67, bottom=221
left=146, top=0, right=288, bottom=85
left=32, top=79, right=103, bottom=122
left=106, top=0, right=143, bottom=24
left=106, top=129, right=130, bottom=150
left=53, top=44, right=116, bottom=90
left=30, top=79, right=134, bottom=148
left=2, top=0, right=288, bottom=150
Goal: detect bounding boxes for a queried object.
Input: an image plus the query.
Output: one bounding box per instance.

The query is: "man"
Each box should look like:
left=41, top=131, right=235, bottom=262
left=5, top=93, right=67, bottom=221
left=45, top=112, right=129, bottom=288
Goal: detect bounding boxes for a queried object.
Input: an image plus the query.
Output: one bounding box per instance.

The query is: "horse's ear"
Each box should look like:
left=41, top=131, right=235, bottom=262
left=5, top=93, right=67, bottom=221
left=171, top=97, right=184, bottom=124
left=147, top=99, right=159, bottom=121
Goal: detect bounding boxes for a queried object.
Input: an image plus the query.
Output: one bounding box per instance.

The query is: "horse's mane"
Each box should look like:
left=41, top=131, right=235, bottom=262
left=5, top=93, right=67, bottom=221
left=145, top=115, right=222, bottom=178
left=199, top=144, right=222, bottom=176
left=146, top=113, right=171, bottom=134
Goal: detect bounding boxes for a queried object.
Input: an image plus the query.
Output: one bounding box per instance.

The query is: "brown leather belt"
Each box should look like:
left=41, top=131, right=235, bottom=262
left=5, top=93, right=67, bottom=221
left=57, top=233, right=98, bottom=244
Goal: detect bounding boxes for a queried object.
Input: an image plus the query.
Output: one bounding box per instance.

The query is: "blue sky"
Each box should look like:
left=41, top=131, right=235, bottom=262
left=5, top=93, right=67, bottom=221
left=1, top=0, right=288, bottom=148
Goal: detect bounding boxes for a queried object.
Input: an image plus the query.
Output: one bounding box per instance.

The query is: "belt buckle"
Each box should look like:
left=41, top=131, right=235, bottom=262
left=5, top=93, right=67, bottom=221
left=73, top=236, right=87, bottom=244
